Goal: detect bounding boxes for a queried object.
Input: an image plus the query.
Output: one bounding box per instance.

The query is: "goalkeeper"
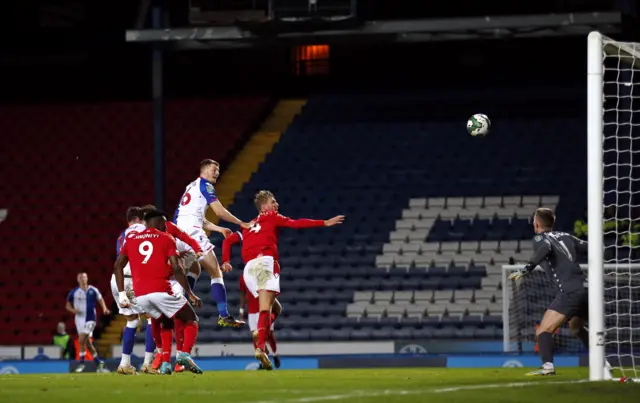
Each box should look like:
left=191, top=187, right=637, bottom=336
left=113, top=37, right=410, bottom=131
left=509, top=208, right=598, bottom=376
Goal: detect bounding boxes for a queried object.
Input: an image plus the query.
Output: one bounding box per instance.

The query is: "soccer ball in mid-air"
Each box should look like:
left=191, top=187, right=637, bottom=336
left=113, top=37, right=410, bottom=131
left=466, top=113, right=491, bottom=136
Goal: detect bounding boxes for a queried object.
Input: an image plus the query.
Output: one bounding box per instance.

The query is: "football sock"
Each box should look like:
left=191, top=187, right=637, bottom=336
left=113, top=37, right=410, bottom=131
left=538, top=332, right=554, bottom=365
left=267, top=330, right=278, bottom=354
left=145, top=319, right=156, bottom=353
left=257, top=310, right=272, bottom=351
left=160, top=328, right=173, bottom=363
left=174, top=318, right=185, bottom=352
left=211, top=278, right=229, bottom=317
left=120, top=318, right=139, bottom=366
left=93, top=354, right=102, bottom=364
left=182, top=322, right=198, bottom=355
left=79, top=352, right=85, bottom=363
left=150, top=319, right=162, bottom=349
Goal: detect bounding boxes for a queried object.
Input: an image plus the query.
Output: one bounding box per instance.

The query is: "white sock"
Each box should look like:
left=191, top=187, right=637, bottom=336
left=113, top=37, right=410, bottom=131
left=143, top=352, right=154, bottom=365
left=211, top=277, right=224, bottom=286
left=120, top=353, right=131, bottom=367
left=542, top=362, right=554, bottom=369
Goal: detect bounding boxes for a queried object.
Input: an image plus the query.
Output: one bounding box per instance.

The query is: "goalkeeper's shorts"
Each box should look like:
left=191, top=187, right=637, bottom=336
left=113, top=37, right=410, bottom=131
left=549, top=288, right=588, bottom=320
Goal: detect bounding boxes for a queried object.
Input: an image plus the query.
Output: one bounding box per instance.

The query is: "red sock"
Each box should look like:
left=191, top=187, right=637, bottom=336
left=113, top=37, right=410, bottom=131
left=267, top=330, right=278, bottom=354
left=174, top=318, right=185, bottom=352
left=151, top=319, right=162, bottom=350
left=161, top=327, right=173, bottom=363
left=270, top=312, right=277, bottom=323
left=182, top=321, right=198, bottom=354
left=256, top=311, right=271, bottom=351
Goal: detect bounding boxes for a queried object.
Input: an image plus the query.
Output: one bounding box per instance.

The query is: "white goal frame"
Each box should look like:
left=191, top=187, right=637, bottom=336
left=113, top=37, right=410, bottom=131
left=587, top=31, right=640, bottom=381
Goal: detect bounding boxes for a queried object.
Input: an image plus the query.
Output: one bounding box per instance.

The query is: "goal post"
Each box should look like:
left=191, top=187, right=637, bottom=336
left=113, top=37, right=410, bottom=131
left=586, top=31, right=640, bottom=381
left=587, top=30, right=605, bottom=382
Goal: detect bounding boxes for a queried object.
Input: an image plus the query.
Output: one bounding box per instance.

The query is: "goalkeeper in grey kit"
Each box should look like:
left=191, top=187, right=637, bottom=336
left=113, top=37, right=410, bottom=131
left=509, top=208, right=611, bottom=376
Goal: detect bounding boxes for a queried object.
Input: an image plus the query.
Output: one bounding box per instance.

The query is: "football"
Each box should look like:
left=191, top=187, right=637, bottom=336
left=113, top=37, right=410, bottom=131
left=467, top=113, right=491, bottom=136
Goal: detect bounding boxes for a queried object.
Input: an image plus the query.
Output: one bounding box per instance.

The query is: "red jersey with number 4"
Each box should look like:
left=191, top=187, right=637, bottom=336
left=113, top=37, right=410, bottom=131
left=237, top=211, right=324, bottom=264
left=120, top=228, right=179, bottom=297
left=239, top=275, right=259, bottom=314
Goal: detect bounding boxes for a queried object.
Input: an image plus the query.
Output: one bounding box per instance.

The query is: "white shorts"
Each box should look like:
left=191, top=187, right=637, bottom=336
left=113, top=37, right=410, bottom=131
left=110, top=275, right=144, bottom=316
left=177, top=224, right=214, bottom=257
left=169, top=277, right=184, bottom=296
left=243, top=255, right=280, bottom=298
left=136, top=291, right=188, bottom=320
left=75, top=318, right=96, bottom=336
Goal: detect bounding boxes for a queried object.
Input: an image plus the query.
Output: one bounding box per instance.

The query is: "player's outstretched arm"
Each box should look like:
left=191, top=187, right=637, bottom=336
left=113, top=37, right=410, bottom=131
left=209, top=200, right=252, bottom=229
left=509, top=236, right=552, bottom=280
left=277, top=214, right=345, bottom=229
left=204, top=219, right=233, bottom=238
left=570, top=235, right=588, bottom=255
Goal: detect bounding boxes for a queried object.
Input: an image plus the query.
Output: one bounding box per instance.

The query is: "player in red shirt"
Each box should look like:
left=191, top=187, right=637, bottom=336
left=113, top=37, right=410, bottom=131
left=221, top=190, right=344, bottom=369
left=225, top=235, right=283, bottom=368
left=114, top=210, right=204, bottom=375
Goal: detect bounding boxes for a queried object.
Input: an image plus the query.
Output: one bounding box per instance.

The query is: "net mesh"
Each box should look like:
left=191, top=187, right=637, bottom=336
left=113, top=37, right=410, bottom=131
left=602, top=37, right=640, bottom=379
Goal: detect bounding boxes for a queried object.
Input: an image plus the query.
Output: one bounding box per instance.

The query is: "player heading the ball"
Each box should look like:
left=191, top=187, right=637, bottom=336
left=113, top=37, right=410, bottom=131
left=173, top=159, right=249, bottom=328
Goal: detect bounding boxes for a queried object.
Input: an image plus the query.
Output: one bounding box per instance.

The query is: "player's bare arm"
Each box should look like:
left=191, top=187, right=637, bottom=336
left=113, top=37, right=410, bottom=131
left=324, top=215, right=345, bottom=227
left=65, top=301, right=78, bottom=315
left=209, top=200, right=252, bottom=229
left=203, top=218, right=232, bottom=238
left=98, top=296, right=111, bottom=315
left=113, top=254, right=131, bottom=307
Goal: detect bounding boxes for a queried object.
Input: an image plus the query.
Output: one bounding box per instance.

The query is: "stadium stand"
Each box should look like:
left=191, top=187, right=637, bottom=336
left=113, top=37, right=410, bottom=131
left=0, top=98, right=269, bottom=344
left=187, top=89, right=587, bottom=343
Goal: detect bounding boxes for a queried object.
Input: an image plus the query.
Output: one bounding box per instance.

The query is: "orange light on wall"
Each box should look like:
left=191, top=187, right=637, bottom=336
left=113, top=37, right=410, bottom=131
left=293, top=45, right=330, bottom=76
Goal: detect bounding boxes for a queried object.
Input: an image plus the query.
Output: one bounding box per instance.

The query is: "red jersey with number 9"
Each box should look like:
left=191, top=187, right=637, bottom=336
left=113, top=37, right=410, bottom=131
left=120, top=228, right=179, bottom=297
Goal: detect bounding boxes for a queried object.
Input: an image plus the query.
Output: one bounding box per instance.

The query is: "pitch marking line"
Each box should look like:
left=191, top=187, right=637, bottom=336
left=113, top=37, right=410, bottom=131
left=244, top=379, right=590, bottom=403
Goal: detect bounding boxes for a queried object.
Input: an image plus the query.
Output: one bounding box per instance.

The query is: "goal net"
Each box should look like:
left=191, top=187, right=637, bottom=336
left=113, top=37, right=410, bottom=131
left=587, top=31, right=640, bottom=381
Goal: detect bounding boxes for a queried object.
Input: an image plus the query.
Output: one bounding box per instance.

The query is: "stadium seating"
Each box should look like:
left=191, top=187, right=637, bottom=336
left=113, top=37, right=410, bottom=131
left=0, top=98, right=269, bottom=344
left=182, top=89, right=591, bottom=343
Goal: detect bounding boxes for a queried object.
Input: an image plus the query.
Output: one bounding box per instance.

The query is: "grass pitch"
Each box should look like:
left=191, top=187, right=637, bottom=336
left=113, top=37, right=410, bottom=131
left=1, top=368, right=638, bottom=403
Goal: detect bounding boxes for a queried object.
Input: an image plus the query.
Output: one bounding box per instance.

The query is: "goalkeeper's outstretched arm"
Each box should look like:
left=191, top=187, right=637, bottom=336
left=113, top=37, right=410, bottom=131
left=509, top=236, right=552, bottom=280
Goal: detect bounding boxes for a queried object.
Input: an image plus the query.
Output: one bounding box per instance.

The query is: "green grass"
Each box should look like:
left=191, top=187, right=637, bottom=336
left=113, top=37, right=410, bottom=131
left=1, top=368, right=638, bottom=403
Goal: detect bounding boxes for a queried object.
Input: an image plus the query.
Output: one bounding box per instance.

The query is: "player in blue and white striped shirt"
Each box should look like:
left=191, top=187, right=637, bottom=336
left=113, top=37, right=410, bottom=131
left=66, top=272, right=110, bottom=372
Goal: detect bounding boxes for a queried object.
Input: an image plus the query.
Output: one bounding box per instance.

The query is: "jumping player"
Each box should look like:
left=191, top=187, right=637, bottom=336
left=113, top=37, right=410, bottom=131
left=231, top=190, right=344, bottom=369
left=173, top=159, right=250, bottom=327
left=222, top=232, right=282, bottom=368
left=66, top=272, right=110, bottom=373
left=509, top=208, right=612, bottom=377
left=114, top=210, right=203, bottom=375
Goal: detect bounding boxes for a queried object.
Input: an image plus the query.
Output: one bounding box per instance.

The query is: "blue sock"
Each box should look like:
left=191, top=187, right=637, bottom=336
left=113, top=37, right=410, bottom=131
left=122, top=326, right=136, bottom=355
left=145, top=322, right=156, bottom=353
left=211, top=279, right=229, bottom=317
left=79, top=353, right=85, bottom=363
left=93, top=354, right=102, bottom=364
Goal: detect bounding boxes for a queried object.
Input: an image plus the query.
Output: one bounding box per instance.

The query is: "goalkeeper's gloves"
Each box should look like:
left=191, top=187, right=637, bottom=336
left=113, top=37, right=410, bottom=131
left=118, top=291, right=131, bottom=307
left=508, top=263, right=535, bottom=281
